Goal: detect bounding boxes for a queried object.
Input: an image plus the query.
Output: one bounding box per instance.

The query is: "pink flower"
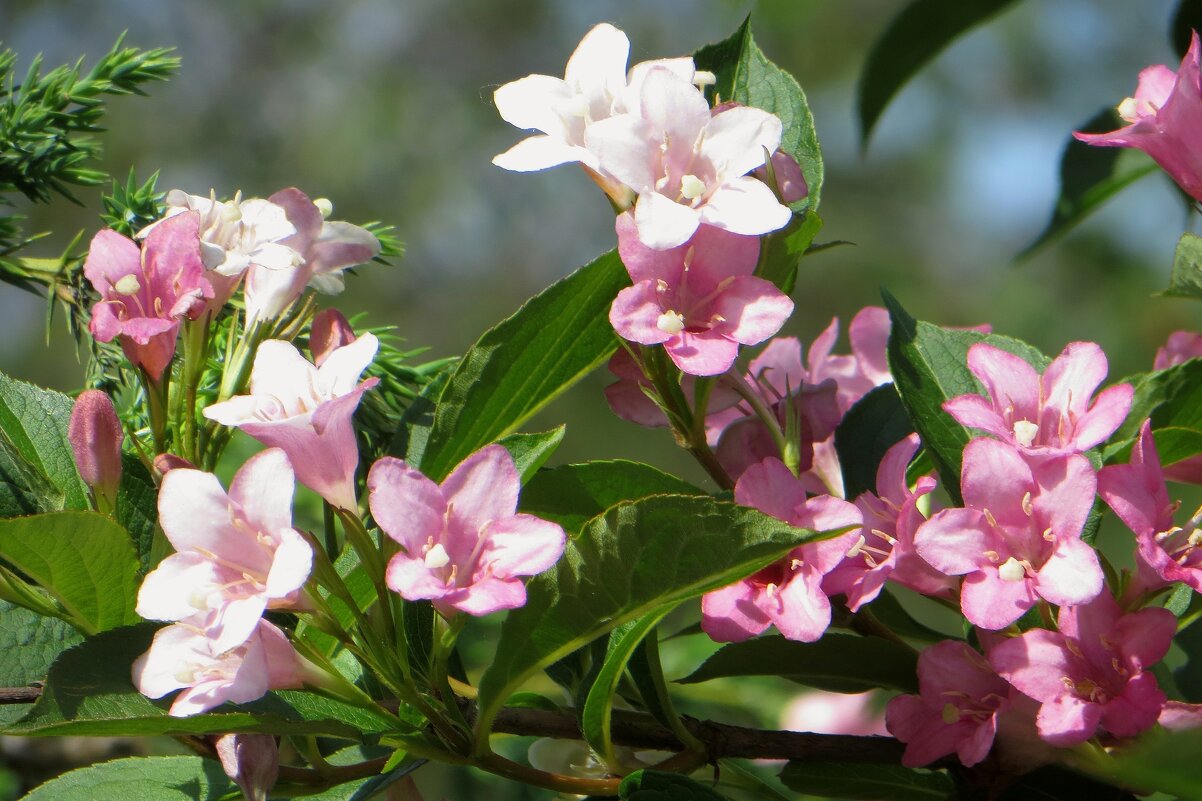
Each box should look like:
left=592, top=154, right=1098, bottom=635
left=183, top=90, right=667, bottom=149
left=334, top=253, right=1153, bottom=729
left=609, top=212, right=793, bottom=376
left=133, top=618, right=306, bottom=717
left=914, top=438, right=1102, bottom=630
left=806, top=308, right=892, bottom=416
left=943, top=341, right=1133, bottom=458
left=309, top=308, right=357, bottom=367
left=1075, top=33, right=1202, bottom=202
left=242, top=189, right=379, bottom=322
left=1155, top=330, right=1202, bottom=370
left=85, top=212, right=212, bottom=381
left=368, top=444, right=566, bottom=617
left=886, top=641, right=1012, bottom=767
left=203, top=334, right=379, bottom=510
left=781, top=690, right=887, bottom=736
left=135, top=448, right=313, bottom=652
left=1098, top=421, right=1202, bottom=593
left=701, top=458, right=861, bottom=643
left=587, top=68, right=790, bottom=249
left=602, top=348, right=672, bottom=428
left=989, top=592, right=1175, bottom=746
left=823, top=435, right=956, bottom=611
left=68, top=390, right=123, bottom=506
left=754, top=150, right=809, bottom=205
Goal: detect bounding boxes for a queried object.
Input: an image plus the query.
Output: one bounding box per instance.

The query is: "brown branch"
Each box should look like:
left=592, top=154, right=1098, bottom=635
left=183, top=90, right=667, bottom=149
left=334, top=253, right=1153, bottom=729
left=0, top=686, right=41, bottom=704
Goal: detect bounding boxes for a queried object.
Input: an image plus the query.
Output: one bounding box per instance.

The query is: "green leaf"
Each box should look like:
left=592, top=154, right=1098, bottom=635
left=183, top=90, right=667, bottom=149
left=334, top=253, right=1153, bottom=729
left=1085, top=728, right=1202, bottom=800
left=627, top=626, right=680, bottom=730
left=1174, top=0, right=1202, bottom=59
left=678, top=633, right=918, bottom=693
left=116, top=454, right=159, bottom=571
left=387, top=359, right=455, bottom=468
left=18, top=755, right=234, bottom=801
left=0, top=372, right=89, bottom=511
left=0, top=599, right=81, bottom=725
left=779, top=762, right=953, bottom=801
left=1163, top=232, right=1202, bottom=301
left=835, top=383, right=914, bottom=499
left=1106, top=358, right=1202, bottom=468
left=497, top=427, right=565, bottom=484
left=519, top=460, right=705, bottom=535
left=0, top=434, right=61, bottom=517
left=422, top=250, right=627, bottom=481
left=758, top=211, right=823, bottom=296
left=618, top=769, right=728, bottom=801
left=1176, top=615, right=1202, bottom=702
left=8, top=623, right=402, bottom=737
left=884, top=292, right=1048, bottom=503
left=0, top=511, right=140, bottom=633
left=582, top=609, right=672, bottom=766
left=475, top=495, right=826, bottom=748
left=694, top=17, right=824, bottom=211
left=859, top=587, right=955, bottom=643
left=858, top=0, right=1023, bottom=147
left=1018, top=113, right=1157, bottom=261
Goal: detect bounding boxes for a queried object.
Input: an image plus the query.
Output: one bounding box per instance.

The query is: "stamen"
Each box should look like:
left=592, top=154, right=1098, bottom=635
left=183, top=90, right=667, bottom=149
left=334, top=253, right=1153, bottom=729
left=424, top=543, right=450, bottom=569
left=1021, top=492, right=1033, bottom=516
left=1013, top=420, right=1039, bottom=448
left=941, top=703, right=960, bottom=724
left=114, top=274, right=141, bottom=296
left=692, top=70, right=717, bottom=88
left=657, top=310, right=686, bottom=334
left=998, top=557, right=1026, bottom=582
left=680, top=174, right=706, bottom=200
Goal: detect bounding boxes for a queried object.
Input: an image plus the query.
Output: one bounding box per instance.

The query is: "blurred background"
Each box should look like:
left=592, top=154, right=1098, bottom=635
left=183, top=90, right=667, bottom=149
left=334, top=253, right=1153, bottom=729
left=1, top=1, right=1200, bottom=797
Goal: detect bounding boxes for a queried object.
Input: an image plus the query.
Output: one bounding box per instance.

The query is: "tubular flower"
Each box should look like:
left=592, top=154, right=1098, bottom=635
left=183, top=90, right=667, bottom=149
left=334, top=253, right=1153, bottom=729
left=914, top=438, right=1102, bottom=630
left=135, top=448, right=313, bottom=652
left=886, top=641, right=1012, bottom=767
left=85, top=211, right=212, bottom=381
left=989, top=592, right=1176, bottom=746
left=609, top=212, right=793, bottom=376
left=1075, top=33, right=1202, bottom=202
left=587, top=67, right=790, bottom=249
left=942, top=341, right=1132, bottom=459
left=368, top=444, right=566, bottom=617
left=701, top=457, right=861, bottom=643
left=203, top=334, right=379, bottom=510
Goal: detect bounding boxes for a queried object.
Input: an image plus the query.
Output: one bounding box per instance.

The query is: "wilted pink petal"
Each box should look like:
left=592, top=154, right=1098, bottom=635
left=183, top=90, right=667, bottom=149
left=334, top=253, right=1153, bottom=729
left=309, top=308, right=357, bottom=367
left=369, top=445, right=566, bottom=617
left=68, top=390, right=123, bottom=505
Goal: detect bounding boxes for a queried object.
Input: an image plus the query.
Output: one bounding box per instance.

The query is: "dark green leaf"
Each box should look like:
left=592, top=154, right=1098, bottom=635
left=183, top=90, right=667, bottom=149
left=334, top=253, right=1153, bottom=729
left=884, top=292, right=1048, bottom=503
left=758, top=211, right=824, bottom=295
left=520, top=460, right=705, bottom=535
left=989, top=766, right=1136, bottom=800
left=1176, top=614, right=1202, bottom=702
left=0, top=434, right=61, bottom=517
left=619, top=769, right=728, bottom=801
left=678, top=633, right=918, bottom=693
left=1164, top=232, right=1202, bottom=301
left=497, top=427, right=565, bottom=484
left=8, top=623, right=402, bottom=737
left=0, top=511, right=140, bottom=633
left=627, top=625, right=679, bottom=730
left=848, top=587, right=953, bottom=643
left=1018, top=112, right=1157, bottom=261
left=402, top=599, right=435, bottom=680
left=1106, top=358, right=1202, bottom=465
left=694, top=17, right=824, bottom=211
left=780, top=762, right=953, bottom=801
left=858, top=0, right=1023, bottom=147
left=387, top=359, right=455, bottom=468
left=0, top=599, right=81, bottom=725
left=1084, top=727, right=1202, bottom=800
left=116, top=454, right=158, bottom=572
left=1174, top=0, right=1202, bottom=59
left=0, top=372, right=89, bottom=511
left=422, top=250, right=627, bottom=481
left=475, top=495, right=826, bottom=746
left=582, top=609, right=671, bottom=766
left=835, top=383, right=914, bottom=499
left=19, top=755, right=234, bottom=801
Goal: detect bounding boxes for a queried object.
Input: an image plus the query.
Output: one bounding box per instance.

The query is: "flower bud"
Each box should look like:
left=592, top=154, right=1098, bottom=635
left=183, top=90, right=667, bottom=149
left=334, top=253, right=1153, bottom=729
left=309, top=308, right=356, bottom=367
left=153, top=453, right=196, bottom=477
left=215, top=734, right=279, bottom=801
left=68, top=390, right=123, bottom=507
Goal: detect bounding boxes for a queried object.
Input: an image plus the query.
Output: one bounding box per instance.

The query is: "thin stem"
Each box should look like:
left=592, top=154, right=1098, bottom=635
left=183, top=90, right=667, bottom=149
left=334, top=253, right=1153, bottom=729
left=725, top=369, right=789, bottom=472
left=476, top=751, right=621, bottom=797
left=322, top=501, right=339, bottom=560
left=142, top=368, right=170, bottom=454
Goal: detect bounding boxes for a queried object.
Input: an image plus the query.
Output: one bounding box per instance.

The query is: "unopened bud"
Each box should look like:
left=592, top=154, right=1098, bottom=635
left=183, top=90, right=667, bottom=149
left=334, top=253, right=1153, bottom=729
left=68, top=390, right=123, bottom=507
left=153, top=453, right=195, bottom=477
left=309, top=308, right=357, bottom=367
left=754, top=149, right=808, bottom=204
left=216, top=734, right=279, bottom=801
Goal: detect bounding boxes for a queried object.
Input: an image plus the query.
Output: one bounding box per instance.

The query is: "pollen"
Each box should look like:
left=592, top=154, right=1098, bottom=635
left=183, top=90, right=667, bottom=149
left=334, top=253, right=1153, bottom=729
left=1013, top=420, right=1039, bottom=448
left=998, top=557, right=1026, bottom=582
left=941, top=703, right=961, bottom=724
left=114, top=274, right=142, bottom=296
left=424, top=543, right=451, bottom=569
left=657, top=310, right=686, bottom=334
left=680, top=174, right=706, bottom=200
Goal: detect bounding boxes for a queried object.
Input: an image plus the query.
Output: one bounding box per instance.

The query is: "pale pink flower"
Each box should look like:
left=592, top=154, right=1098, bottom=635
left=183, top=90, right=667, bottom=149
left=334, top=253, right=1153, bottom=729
left=1075, top=33, right=1202, bottom=202
left=806, top=308, right=892, bottom=416
left=132, top=618, right=306, bottom=717
left=823, top=435, right=956, bottom=611
left=1098, top=421, right=1202, bottom=593
left=943, top=341, right=1133, bottom=459
left=989, top=592, right=1175, bottom=746
left=68, top=390, right=123, bottom=506
left=885, top=641, right=1012, bottom=767
left=136, top=448, right=312, bottom=652
left=914, top=438, right=1102, bottom=630
left=368, top=444, right=566, bottom=617
left=203, top=334, right=379, bottom=510
left=754, top=149, right=808, bottom=204
left=587, top=68, right=790, bottom=249
left=781, top=690, right=887, bottom=736
left=701, top=457, right=861, bottom=642
left=216, top=734, right=278, bottom=801
left=85, top=212, right=212, bottom=381
left=309, top=308, right=357, bottom=367
left=1155, top=330, right=1202, bottom=369
left=609, top=212, right=793, bottom=376
left=602, top=348, right=671, bottom=429
left=242, top=189, right=379, bottom=322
